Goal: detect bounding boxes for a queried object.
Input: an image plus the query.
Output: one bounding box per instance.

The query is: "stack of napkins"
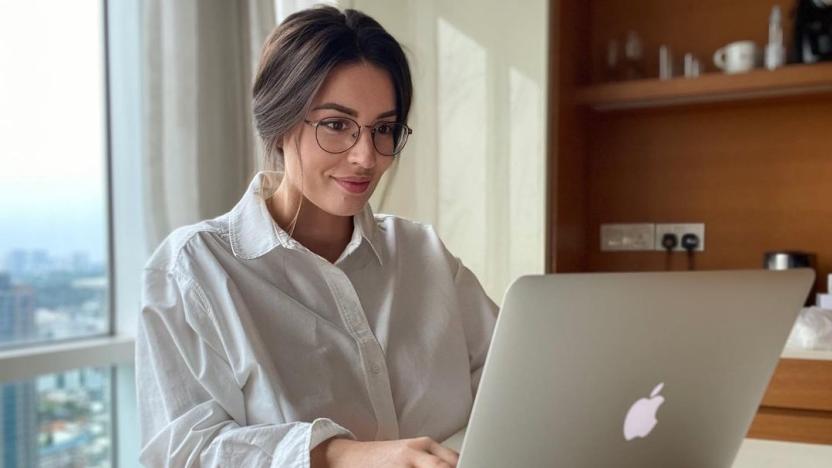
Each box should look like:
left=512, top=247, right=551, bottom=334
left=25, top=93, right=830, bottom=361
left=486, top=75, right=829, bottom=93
left=785, top=275, right=832, bottom=350
left=817, top=273, right=832, bottom=309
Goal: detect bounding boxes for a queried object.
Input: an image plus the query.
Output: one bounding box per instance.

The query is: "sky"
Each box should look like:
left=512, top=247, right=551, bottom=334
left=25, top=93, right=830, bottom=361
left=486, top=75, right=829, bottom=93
left=0, top=1, right=107, bottom=261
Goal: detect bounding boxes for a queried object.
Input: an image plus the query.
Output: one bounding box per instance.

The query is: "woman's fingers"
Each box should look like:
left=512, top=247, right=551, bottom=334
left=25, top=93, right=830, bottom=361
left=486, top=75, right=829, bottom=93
left=428, top=440, right=460, bottom=465
left=411, top=449, right=455, bottom=468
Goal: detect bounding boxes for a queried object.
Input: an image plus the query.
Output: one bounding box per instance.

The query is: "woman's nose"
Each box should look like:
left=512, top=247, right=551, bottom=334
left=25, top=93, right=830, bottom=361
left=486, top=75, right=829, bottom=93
left=347, top=128, right=377, bottom=168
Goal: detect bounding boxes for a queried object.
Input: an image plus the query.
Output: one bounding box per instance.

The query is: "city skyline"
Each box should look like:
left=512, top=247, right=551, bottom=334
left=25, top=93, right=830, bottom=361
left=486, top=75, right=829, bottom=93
left=2, top=248, right=108, bottom=278
left=1, top=247, right=111, bottom=467
left=0, top=201, right=108, bottom=264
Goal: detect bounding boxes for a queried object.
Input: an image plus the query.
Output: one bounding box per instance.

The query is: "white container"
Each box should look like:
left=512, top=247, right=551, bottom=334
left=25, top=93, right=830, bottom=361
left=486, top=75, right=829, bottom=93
left=714, top=41, right=758, bottom=74
left=765, top=5, right=786, bottom=70
left=817, top=293, right=832, bottom=309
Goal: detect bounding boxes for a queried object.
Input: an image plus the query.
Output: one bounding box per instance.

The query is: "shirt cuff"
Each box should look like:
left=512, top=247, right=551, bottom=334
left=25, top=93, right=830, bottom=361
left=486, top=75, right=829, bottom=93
left=309, top=417, right=356, bottom=452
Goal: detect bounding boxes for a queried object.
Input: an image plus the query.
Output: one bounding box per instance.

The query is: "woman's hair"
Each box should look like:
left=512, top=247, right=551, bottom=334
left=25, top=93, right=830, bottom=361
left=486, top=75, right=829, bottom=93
left=252, top=6, right=413, bottom=170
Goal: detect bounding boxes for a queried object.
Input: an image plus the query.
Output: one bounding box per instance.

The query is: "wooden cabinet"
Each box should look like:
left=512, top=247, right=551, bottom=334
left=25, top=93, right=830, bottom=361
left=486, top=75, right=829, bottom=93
left=547, top=0, right=832, bottom=444
left=749, top=354, right=832, bottom=444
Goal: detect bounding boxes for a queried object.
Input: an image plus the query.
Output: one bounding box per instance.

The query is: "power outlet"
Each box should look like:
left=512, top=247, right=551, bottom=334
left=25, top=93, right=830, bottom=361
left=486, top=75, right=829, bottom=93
left=601, top=223, right=655, bottom=251
left=654, top=223, right=705, bottom=252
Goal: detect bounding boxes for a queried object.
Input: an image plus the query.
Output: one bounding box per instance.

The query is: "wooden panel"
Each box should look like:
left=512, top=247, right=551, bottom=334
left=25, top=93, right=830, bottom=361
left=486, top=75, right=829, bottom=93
left=760, top=358, right=832, bottom=412
left=575, top=63, right=832, bottom=111
left=590, top=0, right=795, bottom=84
left=748, top=407, right=832, bottom=445
left=584, top=97, right=832, bottom=295
left=549, top=0, right=592, bottom=273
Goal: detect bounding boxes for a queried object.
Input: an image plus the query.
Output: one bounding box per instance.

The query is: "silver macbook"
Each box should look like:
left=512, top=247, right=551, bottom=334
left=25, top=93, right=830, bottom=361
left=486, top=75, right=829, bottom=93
left=451, top=269, right=814, bottom=468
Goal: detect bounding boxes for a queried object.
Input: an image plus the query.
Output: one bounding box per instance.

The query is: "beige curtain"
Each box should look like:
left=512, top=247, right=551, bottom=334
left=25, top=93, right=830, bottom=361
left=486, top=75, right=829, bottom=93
left=142, top=0, right=276, bottom=250
left=277, top=0, right=338, bottom=22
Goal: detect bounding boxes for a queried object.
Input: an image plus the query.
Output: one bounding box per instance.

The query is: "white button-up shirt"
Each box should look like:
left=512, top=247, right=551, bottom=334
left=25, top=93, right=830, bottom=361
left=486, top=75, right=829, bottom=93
left=136, top=171, right=498, bottom=467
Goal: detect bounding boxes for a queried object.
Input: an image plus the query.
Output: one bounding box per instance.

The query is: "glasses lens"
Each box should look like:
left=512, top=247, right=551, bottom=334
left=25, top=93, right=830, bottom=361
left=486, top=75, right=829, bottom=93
left=373, top=123, right=409, bottom=156
left=315, top=118, right=359, bottom=153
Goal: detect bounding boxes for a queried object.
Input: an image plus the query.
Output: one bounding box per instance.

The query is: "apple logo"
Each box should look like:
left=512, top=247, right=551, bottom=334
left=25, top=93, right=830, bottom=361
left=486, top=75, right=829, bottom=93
left=623, top=382, right=666, bottom=441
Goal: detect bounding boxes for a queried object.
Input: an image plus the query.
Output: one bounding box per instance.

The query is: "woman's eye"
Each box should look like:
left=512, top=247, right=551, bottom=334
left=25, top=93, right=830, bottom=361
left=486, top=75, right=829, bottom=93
left=376, top=124, right=393, bottom=134
left=322, top=119, right=349, bottom=131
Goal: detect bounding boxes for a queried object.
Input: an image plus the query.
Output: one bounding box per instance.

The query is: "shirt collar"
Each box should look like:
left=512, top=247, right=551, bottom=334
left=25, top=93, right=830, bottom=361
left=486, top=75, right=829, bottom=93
left=228, top=171, right=383, bottom=264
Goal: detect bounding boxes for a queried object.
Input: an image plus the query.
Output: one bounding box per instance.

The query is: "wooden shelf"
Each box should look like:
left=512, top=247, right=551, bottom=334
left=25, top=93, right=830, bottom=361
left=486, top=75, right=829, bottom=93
left=575, top=62, right=832, bottom=111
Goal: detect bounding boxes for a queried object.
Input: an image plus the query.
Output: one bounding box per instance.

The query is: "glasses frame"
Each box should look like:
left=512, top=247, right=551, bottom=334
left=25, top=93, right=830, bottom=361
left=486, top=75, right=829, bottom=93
left=304, top=117, right=413, bottom=157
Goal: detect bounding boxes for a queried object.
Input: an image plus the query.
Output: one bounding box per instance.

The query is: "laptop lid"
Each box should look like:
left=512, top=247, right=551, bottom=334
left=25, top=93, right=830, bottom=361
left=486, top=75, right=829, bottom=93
left=458, top=269, right=814, bottom=468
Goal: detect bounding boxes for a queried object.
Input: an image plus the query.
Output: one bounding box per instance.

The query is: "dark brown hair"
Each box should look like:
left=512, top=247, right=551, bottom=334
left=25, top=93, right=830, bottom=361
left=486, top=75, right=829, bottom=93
left=252, top=6, right=413, bottom=169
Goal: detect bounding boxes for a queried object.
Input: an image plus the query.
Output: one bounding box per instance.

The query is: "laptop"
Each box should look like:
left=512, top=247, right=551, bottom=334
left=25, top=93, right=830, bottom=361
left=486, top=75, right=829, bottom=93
left=448, top=269, right=814, bottom=468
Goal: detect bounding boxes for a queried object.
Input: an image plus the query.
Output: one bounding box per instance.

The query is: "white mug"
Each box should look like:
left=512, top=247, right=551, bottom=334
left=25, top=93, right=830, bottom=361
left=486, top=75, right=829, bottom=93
left=713, top=41, right=758, bottom=74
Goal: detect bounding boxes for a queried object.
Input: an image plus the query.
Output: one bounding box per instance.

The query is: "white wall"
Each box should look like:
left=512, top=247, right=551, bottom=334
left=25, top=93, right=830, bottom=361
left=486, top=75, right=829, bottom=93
left=348, top=0, right=549, bottom=303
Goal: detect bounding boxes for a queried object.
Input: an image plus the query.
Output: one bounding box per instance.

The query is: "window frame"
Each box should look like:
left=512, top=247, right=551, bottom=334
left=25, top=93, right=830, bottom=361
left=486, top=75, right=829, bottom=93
left=0, top=1, right=139, bottom=466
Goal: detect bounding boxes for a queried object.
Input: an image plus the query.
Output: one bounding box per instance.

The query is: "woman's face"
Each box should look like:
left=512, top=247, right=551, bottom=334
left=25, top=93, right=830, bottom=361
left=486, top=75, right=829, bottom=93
left=280, top=62, right=398, bottom=217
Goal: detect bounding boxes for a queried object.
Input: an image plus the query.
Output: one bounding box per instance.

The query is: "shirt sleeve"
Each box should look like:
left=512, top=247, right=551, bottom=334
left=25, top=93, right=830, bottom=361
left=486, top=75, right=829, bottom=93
left=136, top=268, right=354, bottom=467
left=451, top=257, right=499, bottom=397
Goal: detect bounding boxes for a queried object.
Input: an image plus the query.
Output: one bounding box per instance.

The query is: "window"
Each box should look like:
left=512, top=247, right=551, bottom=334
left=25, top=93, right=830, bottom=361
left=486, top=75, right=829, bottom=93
left=0, top=1, right=115, bottom=466
left=1, top=367, right=112, bottom=468
left=0, top=1, right=109, bottom=348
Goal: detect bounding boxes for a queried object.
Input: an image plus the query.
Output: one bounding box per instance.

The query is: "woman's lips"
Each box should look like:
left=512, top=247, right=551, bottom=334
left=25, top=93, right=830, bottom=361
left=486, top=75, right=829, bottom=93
left=333, top=177, right=371, bottom=194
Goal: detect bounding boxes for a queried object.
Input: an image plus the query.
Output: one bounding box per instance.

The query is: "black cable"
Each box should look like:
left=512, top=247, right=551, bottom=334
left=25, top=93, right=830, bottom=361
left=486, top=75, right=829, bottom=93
left=662, top=233, right=678, bottom=271
left=681, top=234, right=700, bottom=271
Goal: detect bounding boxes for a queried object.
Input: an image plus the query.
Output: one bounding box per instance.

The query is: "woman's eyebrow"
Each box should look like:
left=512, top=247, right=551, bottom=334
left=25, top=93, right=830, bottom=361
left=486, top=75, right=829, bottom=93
left=312, top=102, right=356, bottom=116
left=312, top=102, right=397, bottom=119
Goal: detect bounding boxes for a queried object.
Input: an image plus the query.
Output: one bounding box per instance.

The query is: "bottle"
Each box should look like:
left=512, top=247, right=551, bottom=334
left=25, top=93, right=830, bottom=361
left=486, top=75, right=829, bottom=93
left=659, top=45, right=673, bottom=80
left=622, top=31, right=646, bottom=80
left=765, top=5, right=786, bottom=70
left=683, top=53, right=702, bottom=78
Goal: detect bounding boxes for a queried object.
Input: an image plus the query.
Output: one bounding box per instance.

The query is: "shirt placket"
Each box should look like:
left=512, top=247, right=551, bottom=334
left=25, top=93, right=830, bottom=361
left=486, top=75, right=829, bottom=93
left=317, top=260, right=400, bottom=440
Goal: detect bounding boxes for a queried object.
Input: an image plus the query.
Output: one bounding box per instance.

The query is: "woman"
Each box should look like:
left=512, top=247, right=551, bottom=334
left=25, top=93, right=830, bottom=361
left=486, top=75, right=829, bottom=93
left=137, top=6, right=497, bottom=468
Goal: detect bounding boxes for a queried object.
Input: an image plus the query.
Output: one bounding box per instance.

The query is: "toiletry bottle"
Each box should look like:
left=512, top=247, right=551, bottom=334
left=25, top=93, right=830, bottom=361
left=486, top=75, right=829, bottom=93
left=765, top=5, right=786, bottom=69
left=623, top=31, right=646, bottom=80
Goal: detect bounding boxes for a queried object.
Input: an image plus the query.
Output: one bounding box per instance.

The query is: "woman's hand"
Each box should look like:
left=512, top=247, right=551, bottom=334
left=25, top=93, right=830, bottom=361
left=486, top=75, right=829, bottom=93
left=311, top=436, right=460, bottom=468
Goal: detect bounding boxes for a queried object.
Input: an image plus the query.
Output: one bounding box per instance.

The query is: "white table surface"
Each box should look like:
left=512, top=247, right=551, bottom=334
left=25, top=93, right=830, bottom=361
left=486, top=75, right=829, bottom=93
left=781, top=347, right=832, bottom=360
left=441, top=427, right=832, bottom=467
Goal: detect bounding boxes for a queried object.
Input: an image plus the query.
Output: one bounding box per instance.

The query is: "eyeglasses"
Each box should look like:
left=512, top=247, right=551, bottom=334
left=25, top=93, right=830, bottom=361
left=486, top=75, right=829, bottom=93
left=304, top=117, right=413, bottom=156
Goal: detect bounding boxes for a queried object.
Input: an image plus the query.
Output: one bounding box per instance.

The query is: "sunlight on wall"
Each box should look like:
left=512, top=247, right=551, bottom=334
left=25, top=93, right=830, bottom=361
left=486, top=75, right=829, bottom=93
left=354, top=0, right=548, bottom=302
left=508, top=66, right=545, bottom=283
left=437, top=17, right=488, bottom=283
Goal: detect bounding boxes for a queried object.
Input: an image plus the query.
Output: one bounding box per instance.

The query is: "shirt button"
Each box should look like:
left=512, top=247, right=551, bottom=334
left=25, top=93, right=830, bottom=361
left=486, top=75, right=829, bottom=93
left=370, top=363, right=382, bottom=375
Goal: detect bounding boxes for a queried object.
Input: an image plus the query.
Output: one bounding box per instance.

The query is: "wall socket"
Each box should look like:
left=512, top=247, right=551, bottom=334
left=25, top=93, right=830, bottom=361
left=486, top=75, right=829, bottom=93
left=654, top=223, right=705, bottom=251
left=600, top=223, right=655, bottom=251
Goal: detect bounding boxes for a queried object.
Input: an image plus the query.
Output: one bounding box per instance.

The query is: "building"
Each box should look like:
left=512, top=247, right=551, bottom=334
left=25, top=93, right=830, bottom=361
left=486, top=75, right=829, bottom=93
left=0, top=272, right=38, bottom=467
left=0, top=273, right=36, bottom=343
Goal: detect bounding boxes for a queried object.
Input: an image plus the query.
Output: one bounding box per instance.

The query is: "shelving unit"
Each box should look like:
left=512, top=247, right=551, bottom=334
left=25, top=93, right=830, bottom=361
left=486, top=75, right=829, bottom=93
left=548, top=0, right=832, bottom=445
left=575, top=62, right=832, bottom=111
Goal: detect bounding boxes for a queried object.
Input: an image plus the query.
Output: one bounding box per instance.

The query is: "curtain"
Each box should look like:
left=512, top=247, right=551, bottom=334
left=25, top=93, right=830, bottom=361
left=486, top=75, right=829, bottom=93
left=141, top=0, right=276, bottom=250
left=276, top=0, right=338, bottom=23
